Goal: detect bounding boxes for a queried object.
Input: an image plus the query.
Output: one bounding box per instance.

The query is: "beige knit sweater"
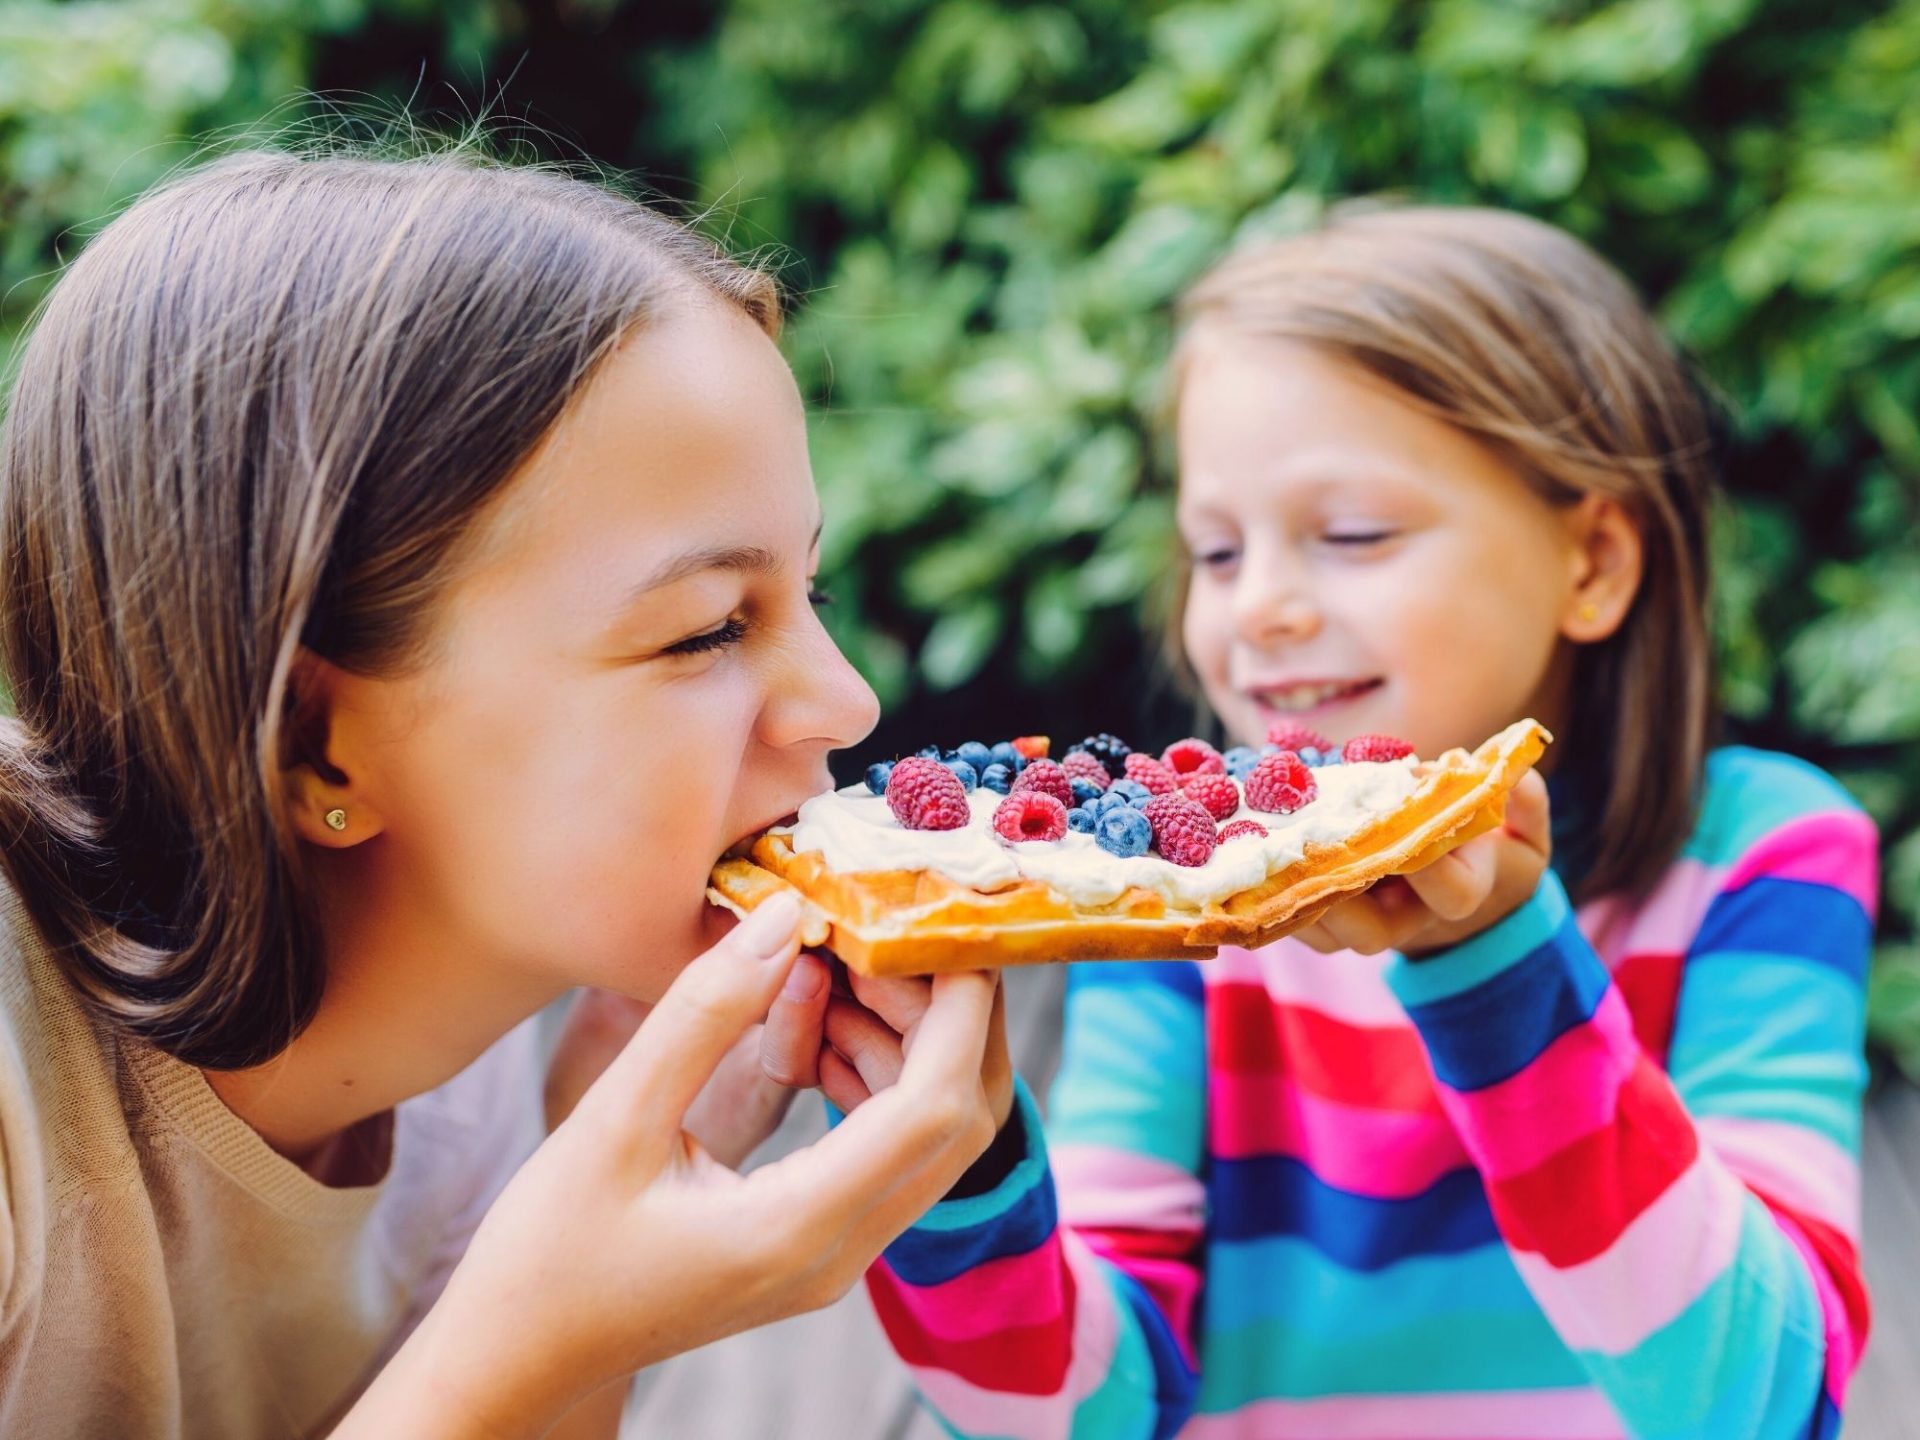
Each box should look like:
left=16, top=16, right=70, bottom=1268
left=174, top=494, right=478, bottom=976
left=0, top=881, right=545, bottom=1438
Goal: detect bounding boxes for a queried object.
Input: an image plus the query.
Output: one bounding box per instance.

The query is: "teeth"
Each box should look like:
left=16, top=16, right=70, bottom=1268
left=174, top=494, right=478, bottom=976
left=1261, top=681, right=1361, bottom=710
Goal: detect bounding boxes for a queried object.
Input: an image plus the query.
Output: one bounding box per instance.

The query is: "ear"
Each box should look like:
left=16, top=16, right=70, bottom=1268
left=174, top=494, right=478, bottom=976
left=281, top=649, right=387, bottom=848
left=1560, top=493, right=1644, bottom=644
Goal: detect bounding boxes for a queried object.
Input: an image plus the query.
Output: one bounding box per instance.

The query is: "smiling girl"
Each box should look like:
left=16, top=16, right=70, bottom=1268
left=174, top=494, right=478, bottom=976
left=0, top=149, right=1006, bottom=1438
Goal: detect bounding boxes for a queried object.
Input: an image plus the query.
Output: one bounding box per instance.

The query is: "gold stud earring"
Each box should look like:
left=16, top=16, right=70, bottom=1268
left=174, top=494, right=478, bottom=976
left=324, top=808, right=348, bottom=832
left=1577, top=602, right=1599, bottom=623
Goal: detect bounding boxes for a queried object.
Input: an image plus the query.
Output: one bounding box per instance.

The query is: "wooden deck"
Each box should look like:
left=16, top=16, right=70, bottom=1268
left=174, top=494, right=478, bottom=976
left=621, top=963, right=1920, bottom=1438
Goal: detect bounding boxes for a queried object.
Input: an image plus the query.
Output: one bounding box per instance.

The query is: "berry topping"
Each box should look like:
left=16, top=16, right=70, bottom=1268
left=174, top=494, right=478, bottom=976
left=1094, top=805, right=1153, bottom=858
left=955, top=741, right=995, bottom=775
left=1074, top=732, right=1133, bottom=779
left=1067, top=806, right=1096, bottom=833
left=992, top=791, right=1069, bottom=844
left=989, top=741, right=1025, bottom=773
left=1107, top=779, right=1154, bottom=807
left=1123, top=752, right=1179, bottom=795
left=864, top=761, right=894, bottom=795
left=1161, top=738, right=1226, bottom=777
left=1010, top=757, right=1073, bottom=805
left=941, top=758, right=978, bottom=792
left=1343, top=733, right=1416, bottom=763
left=1070, top=777, right=1105, bottom=806
left=915, top=744, right=943, bottom=759
left=1224, top=745, right=1262, bottom=780
left=1011, top=735, right=1052, bottom=760
left=1265, top=720, right=1331, bottom=752
left=1060, top=751, right=1112, bottom=791
left=1141, top=794, right=1219, bottom=867
left=885, top=756, right=971, bottom=831
left=1218, top=819, right=1270, bottom=843
left=1180, top=772, right=1241, bottom=822
left=979, top=763, right=1014, bottom=794
left=1245, top=751, right=1318, bottom=815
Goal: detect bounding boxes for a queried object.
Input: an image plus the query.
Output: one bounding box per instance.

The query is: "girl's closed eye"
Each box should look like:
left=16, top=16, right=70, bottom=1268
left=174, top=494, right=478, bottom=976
left=663, top=615, right=749, bottom=656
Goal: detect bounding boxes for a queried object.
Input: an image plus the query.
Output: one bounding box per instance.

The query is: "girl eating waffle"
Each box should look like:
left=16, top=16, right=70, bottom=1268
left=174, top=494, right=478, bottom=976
left=849, top=206, right=1875, bottom=1438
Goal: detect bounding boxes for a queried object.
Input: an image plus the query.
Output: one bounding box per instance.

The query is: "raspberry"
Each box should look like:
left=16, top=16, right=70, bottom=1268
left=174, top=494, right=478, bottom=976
left=1342, top=733, right=1415, bottom=763
left=1245, top=752, right=1318, bottom=814
left=1060, top=751, right=1112, bottom=791
left=1074, top=732, right=1132, bottom=779
left=1011, top=735, right=1051, bottom=760
left=885, top=756, right=971, bottom=831
left=1141, top=794, right=1218, bottom=867
left=1265, top=720, right=1331, bottom=752
left=1010, top=757, right=1073, bottom=805
left=992, top=791, right=1068, bottom=844
left=1218, top=819, right=1269, bottom=843
left=1180, top=772, right=1241, bottom=822
left=1124, top=752, right=1179, bottom=795
left=1161, top=738, right=1226, bottom=777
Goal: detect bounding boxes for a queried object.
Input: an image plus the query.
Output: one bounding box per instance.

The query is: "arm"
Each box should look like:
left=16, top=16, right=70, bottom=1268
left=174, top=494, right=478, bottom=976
left=866, top=961, right=1207, bottom=1440
left=1386, top=800, right=1874, bottom=1440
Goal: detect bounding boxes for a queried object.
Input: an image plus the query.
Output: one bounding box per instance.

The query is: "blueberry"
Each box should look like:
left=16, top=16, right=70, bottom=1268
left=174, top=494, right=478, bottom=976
left=917, top=744, right=943, bottom=759
left=1299, top=746, right=1322, bottom=766
left=980, top=763, right=1014, bottom=794
left=1067, top=807, right=1096, bottom=834
left=865, top=761, right=895, bottom=795
left=1095, top=805, right=1152, bottom=858
left=956, top=741, right=994, bottom=774
left=1262, top=743, right=1281, bottom=756
left=989, top=741, right=1021, bottom=771
left=1070, top=777, right=1104, bottom=806
left=1108, top=779, right=1152, bottom=807
left=1322, top=751, right=1345, bottom=766
left=942, top=759, right=978, bottom=791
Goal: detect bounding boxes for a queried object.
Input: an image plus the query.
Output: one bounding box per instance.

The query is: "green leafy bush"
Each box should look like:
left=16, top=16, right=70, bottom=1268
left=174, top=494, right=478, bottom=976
left=3, top=0, right=1916, bottom=1072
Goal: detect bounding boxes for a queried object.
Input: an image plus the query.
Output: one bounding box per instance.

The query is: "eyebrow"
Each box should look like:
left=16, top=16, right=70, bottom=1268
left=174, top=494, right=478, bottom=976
left=617, top=516, right=825, bottom=609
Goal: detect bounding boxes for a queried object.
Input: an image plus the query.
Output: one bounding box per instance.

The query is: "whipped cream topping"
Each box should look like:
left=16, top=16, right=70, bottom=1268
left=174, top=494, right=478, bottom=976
left=781, top=759, right=1422, bottom=911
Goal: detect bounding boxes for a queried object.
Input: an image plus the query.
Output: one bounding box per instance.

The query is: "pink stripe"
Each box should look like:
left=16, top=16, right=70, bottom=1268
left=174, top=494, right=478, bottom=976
left=1773, top=1209, right=1864, bottom=1400
left=1211, top=1070, right=1467, bottom=1197
left=1180, top=1387, right=1626, bottom=1439
left=1053, top=1144, right=1206, bottom=1233
left=881, top=1247, right=1067, bottom=1343
left=1212, top=940, right=1409, bottom=1028
left=1082, top=1238, right=1201, bottom=1369
left=1437, top=987, right=1641, bottom=1181
left=1721, top=809, right=1880, bottom=918
left=1577, top=858, right=1723, bottom=966
left=904, top=1238, right=1119, bottom=1440
left=1699, top=1115, right=1860, bottom=1244
left=1510, top=1155, right=1743, bottom=1354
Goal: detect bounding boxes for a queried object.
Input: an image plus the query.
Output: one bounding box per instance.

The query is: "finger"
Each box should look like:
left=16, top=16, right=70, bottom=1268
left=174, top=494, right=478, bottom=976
left=1504, top=769, right=1552, bottom=859
left=584, top=891, right=802, bottom=1152
left=846, top=971, right=934, bottom=1036
left=1313, top=893, right=1397, bottom=954
left=817, top=1046, right=872, bottom=1114
left=889, top=969, right=996, bottom=1099
left=760, top=951, right=832, bottom=1089
left=823, top=998, right=907, bottom=1094
left=1401, top=837, right=1497, bottom=922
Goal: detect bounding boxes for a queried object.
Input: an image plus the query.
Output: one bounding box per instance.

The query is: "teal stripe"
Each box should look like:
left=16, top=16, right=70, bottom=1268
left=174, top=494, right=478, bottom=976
left=1669, top=953, right=1868, bottom=1153
left=1594, top=1196, right=1825, bottom=1439
left=1195, top=1307, right=1586, bottom=1409
left=911, top=1080, right=1050, bottom=1234
left=1683, top=748, right=1860, bottom=866
left=1049, top=985, right=1206, bottom=1171
left=1205, top=1235, right=1536, bottom=1336
left=1385, top=870, right=1570, bottom=1007
left=1068, top=1267, right=1160, bottom=1440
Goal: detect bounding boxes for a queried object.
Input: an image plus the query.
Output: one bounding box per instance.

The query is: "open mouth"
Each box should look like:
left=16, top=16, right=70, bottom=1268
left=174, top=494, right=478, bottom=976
left=720, top=809, right=800, bottom=864
left=1248, top=677, right=1384, bottom=715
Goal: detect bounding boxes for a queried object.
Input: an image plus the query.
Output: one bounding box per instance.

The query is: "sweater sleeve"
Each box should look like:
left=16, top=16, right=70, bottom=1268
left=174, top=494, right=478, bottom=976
left=1385, top=796, right=1875, bottom=1440
left=865, top=961, right=1207, bottom=1439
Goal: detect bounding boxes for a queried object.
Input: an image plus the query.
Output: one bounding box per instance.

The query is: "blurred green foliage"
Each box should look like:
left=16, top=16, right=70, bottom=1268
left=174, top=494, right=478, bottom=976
left=2, top=0, right=1917, bottom=1071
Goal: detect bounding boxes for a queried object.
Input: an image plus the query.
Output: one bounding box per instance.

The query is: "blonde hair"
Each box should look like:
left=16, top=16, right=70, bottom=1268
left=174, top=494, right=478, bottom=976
left=0, top=149, right=777, bottom=1068
left=1173, top=203, right=1722, bottom=902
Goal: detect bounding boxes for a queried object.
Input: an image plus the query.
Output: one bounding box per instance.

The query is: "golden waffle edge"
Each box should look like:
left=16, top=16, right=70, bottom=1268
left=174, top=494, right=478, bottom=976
left=708, top=719, right=1550, bottom=976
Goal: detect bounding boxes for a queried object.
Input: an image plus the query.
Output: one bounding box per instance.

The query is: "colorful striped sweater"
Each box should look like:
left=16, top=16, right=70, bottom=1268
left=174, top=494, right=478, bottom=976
left=868, top=747, right=1877, bottom=1438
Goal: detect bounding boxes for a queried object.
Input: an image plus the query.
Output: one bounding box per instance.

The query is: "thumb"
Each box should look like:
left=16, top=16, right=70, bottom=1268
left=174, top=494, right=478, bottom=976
left=1504, top=768, right=1552, bottom=861
left=578, top=892, right=803, bottom=1157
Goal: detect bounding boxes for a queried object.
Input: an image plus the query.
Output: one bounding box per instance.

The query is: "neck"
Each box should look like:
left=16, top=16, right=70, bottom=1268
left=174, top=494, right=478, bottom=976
left=204, top=854, right=563, bottom=1171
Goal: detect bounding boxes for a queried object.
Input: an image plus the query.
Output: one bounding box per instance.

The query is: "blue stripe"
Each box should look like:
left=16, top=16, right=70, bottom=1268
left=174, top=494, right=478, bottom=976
left=1401, top=926, right=1609, bottom=1092
left=883, top=1161, right=1056, bottom=1286
left=1111, top=1268, right=1199, bottom=1440
left=1685, top=748, right=1859, bottom=866
left=1806, top=1390, right=1842, bottom=1440
left=1689, top=876, right=1872, bottom=985
left=1209, top=1153, right=1497, bottom=1267
left=1068, top=957, right=1206, bottom=1005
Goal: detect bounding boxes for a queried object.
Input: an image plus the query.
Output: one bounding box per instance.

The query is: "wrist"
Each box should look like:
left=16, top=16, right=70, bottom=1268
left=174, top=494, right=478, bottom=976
left=350, top=1289, right=574, bottom=1440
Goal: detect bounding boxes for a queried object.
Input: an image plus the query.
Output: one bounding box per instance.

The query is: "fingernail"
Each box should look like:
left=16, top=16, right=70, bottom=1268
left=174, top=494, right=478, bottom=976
left=782, top=954, right=825, bottom=999
left=734, top=892, right=801, bottom=958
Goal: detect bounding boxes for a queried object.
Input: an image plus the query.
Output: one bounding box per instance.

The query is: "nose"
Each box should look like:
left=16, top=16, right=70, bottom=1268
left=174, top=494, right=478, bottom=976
left=1230, top=552, right=1322, bottom=649
left=761, top=607, right=881, bottom=753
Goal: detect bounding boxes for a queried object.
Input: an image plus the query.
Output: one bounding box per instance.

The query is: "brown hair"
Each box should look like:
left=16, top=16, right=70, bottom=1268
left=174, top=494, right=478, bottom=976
left=1171, top=202, right=1722, bottom=903
left=0, top=147, right=778, bottom=1069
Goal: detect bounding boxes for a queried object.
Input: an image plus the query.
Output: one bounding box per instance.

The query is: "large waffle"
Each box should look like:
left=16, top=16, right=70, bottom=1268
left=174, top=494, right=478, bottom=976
left=708, top=719, right=1549, bottom=977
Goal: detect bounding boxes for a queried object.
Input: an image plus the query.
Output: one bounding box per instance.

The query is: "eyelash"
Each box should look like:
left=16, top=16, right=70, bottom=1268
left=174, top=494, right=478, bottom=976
left=662, top=587, right=833, bottom=656
left=1325, top=530, right=1394, bottom=546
